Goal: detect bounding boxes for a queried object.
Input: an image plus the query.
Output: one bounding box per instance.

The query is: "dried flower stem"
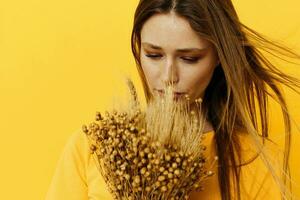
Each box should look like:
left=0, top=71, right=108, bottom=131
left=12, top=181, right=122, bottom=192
left=83, top=79, right=216, bottom=200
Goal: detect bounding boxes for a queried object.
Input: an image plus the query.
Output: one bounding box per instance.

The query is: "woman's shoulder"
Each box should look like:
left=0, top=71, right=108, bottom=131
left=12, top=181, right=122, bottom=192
left=60, top=128, right=92, bottom=171
left=45, top=129, right=91, bottom=200
left=46, top=128, right=114, bottom=200
left=235, top=131, right=284, bottom=200
left=69, top=128, right=114, bottom=199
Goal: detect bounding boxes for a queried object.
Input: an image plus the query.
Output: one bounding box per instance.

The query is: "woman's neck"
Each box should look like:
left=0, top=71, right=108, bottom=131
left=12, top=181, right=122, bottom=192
left=189, top=102, right=214, bottom=134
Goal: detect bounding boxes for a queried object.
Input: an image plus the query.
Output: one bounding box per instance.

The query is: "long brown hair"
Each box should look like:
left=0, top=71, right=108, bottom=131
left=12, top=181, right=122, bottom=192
left=130, top=0, right=300, bottom=199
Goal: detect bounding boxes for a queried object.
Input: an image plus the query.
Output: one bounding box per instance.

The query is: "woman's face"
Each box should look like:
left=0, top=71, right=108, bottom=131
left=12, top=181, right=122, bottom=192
left=140, top=12, right=219, bottom=102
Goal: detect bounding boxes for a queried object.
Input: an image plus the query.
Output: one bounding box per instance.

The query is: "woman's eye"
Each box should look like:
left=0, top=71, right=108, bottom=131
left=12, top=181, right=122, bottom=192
left=145, top=54, right=200, bottom=63
left=145, top=54, right=162, bottom=59
left=181, top=57, right=200, bottom=63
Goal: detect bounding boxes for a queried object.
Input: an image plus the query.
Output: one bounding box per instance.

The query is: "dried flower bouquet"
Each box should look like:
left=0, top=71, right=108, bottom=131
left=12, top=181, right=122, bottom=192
left=82, top=79, right=217, bottom=200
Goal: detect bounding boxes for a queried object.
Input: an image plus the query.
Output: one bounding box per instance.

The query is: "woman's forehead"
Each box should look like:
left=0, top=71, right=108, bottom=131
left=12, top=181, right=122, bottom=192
left=140, top=13, right=210, bottom=51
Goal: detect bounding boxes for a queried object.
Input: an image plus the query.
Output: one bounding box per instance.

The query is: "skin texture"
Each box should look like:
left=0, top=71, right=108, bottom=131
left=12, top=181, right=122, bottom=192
left=140, top=11, right=219, bottom=132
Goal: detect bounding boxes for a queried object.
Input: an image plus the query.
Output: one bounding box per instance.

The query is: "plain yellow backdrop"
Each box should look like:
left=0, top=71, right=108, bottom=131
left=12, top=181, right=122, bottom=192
left=0, top=0, right=299, bottom=199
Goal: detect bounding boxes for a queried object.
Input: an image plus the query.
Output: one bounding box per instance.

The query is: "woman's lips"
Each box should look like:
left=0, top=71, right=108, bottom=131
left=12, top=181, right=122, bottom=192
left=155, top=89, right=186, bottom=100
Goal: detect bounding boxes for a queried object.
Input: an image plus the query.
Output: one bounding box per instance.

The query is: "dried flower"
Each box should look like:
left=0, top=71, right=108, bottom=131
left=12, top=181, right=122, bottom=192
left=83, top=78, right=217, bottom=200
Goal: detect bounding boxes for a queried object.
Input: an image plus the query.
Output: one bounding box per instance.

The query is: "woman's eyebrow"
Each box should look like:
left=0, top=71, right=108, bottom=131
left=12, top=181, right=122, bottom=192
left=141, top=42, right=208, bottom=53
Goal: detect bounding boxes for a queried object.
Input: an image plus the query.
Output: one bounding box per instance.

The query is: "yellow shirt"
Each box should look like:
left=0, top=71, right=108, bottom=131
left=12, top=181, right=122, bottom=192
left=45, top=129, right=283, bottom=200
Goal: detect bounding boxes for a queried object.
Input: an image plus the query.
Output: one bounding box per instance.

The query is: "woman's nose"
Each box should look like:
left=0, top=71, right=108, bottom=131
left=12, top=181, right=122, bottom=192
left=161, top=60, right=179, bottom=86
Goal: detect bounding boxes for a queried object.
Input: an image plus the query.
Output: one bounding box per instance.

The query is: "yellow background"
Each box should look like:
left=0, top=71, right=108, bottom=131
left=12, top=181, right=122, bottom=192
left=0, top=0, right=299, bottom=199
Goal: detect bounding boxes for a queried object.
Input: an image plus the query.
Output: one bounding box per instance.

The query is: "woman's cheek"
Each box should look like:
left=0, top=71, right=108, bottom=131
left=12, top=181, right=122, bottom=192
left=141, top=64, right=160, bottom=87
left=183, top=65, right=215, bottom=97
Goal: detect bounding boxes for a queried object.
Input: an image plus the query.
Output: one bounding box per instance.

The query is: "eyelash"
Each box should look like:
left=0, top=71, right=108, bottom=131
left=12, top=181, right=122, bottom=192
left=145, top=54, right=200, bottom=63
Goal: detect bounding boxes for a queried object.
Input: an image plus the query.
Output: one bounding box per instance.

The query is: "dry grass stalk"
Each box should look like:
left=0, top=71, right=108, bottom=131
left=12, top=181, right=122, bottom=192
left=82, top=79, right=217, bottom=200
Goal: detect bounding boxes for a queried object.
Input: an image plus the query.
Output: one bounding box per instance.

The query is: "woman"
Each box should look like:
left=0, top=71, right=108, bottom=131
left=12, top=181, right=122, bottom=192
left=45, top=0, right=300, bottom=199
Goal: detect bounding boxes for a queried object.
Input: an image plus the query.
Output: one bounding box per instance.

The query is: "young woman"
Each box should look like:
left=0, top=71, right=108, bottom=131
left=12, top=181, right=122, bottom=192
left=45, top=0, right=300, bottom=199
